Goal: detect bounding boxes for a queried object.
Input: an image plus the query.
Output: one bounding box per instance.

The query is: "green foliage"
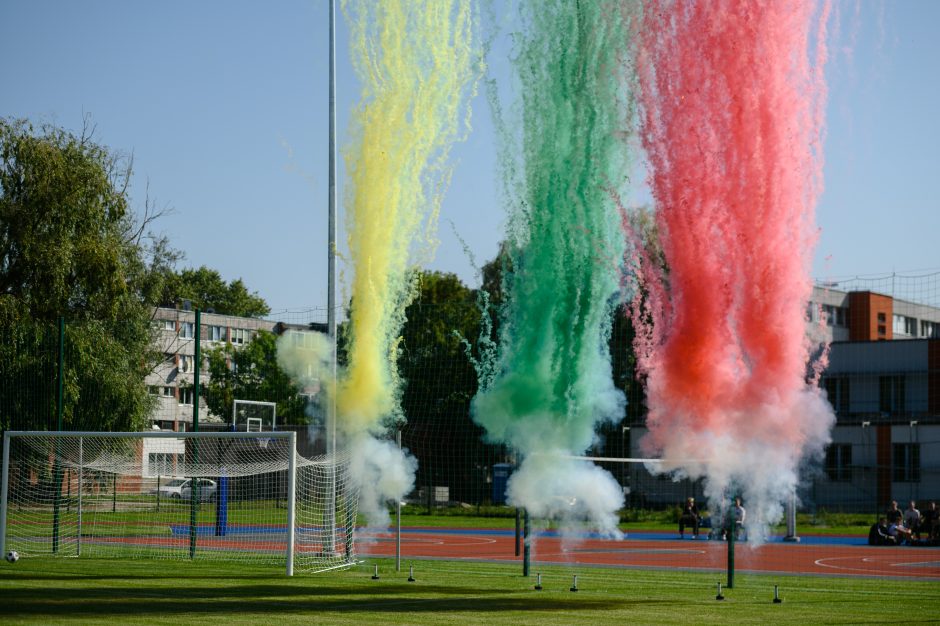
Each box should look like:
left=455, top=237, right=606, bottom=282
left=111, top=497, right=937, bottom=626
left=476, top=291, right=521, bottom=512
left=159, top=266, right=270, bottom=318
left=0, top=118, right=131, bottom=320
left=204, top=330, right=306, bottom=425
left=398, top=271, right=511, bottom=503
left=0, top=118, right=158, bottom=432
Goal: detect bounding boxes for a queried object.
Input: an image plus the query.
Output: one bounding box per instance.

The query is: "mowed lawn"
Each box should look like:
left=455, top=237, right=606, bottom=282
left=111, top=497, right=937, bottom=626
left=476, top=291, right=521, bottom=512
left=2, top=557, right=936, bottom=625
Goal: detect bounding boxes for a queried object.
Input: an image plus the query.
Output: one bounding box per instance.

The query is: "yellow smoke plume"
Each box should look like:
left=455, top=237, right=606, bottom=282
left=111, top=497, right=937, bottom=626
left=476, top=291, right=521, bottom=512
left=338, top=0, right=480, bottom=436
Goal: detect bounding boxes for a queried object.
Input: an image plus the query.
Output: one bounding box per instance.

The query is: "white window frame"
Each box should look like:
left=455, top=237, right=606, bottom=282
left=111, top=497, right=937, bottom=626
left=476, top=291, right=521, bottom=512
left=179, top=322, right=194, bottom=339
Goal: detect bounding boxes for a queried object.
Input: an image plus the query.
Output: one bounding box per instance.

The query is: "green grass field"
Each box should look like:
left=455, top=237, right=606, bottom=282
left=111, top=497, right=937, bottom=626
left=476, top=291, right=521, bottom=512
left=2, top=556, right=933, bottom=625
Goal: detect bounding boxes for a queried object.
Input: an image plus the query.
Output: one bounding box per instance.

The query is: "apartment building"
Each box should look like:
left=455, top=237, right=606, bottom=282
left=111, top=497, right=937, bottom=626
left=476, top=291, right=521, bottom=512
left=812, top=287, right=940, bottom=510
left=145, top=305, right=322, bottom=432
left=623, top=285, right=940, bottom=512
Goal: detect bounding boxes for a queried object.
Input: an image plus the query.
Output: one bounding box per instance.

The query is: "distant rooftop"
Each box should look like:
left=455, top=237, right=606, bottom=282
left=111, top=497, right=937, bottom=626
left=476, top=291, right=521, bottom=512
left=814, top=269, right=940, bottom=309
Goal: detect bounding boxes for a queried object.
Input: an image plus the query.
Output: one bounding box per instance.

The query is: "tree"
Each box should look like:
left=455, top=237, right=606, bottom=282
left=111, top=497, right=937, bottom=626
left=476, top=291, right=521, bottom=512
left=159, top=266, right=270, bottom=317
left=0, top=117, right=159, bottom=432
left=203, top=330, right=307, bottom=426
left=397, top=271, right=509, bottom=503
left=1, top=118, right=133, bottom=320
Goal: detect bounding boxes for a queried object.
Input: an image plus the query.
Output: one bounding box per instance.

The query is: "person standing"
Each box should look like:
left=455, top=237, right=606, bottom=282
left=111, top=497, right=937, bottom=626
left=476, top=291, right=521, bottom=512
left=723, top=497, right=746, bottom=540
left=732, top=497, right=746, bottom=539
left=678, top=497, right=700, bottom=539
left=921, top=502, right=939, bottom=542
left=886, top=500, right=903, bottom=526
left=903, top=501, right=922, bottom=541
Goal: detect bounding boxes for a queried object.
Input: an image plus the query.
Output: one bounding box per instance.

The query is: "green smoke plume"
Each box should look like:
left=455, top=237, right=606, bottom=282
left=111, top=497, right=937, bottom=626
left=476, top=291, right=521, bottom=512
left=472, top=1, right=638, bottom=531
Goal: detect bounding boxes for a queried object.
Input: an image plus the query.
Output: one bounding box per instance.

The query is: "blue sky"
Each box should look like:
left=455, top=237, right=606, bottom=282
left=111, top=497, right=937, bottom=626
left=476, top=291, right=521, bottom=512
left=1, top=1, right=937, bottom=315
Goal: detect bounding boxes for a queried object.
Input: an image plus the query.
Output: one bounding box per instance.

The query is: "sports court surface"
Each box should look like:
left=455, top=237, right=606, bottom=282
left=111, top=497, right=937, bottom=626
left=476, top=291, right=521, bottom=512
left=357, top=527, right=940, bottom=581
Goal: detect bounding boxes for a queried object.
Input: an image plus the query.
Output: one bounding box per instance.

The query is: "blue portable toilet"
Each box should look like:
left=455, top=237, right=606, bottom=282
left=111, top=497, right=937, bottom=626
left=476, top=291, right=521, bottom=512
left=492, top=463, right=513, bottom=504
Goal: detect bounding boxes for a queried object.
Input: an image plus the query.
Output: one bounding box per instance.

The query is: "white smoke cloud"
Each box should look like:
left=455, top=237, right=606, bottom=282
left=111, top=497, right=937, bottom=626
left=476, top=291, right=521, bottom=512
left=348, top=433, right=417, bottom=527
left=648, top=386, right=834, bottom=545
left=276, top=329, right=417, bottom=527
left=507, top=452, right=624, bottom=538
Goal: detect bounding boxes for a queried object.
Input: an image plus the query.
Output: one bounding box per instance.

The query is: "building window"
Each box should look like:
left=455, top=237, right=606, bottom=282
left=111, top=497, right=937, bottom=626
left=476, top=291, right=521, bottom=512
left=210, top=325, right=227, bottom=342
left=825, top=444, right=852, bottom=482
left=879, top=376, right=906, bottom=413
left=922, top=320, right=940, bottom=338
left=893, top=443, right=920, bottom=482
left=148, top=453, right=182, bottom=477
left=231, top=328, right=250, bottom=345
left=179, top=355, right=194, bottom=374
left=162, top=386, right=174, bottom=397
left=148, top=386, right=160, bottom=396
left=179, top=387, right=194, bottom=405
left=162, top=320, right=176, bottom=331
left=893, top=314, right=919, bottom=336
left=823, top=377, right=850, bottom=414
left=877, top=312, right=886, bottom=323
left=179, top=322, right=194, bottom=339
left=823, top=305, right=846, bottom=327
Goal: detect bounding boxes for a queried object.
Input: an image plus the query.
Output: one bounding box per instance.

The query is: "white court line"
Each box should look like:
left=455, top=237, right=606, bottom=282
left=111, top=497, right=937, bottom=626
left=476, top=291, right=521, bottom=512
left=815, top=555, right=940, bottom=576
left=815, top=556, right=892, bottom=574
left=891, top=559, right=940, bottom=568
left=357, top=533, right=499, bottom=548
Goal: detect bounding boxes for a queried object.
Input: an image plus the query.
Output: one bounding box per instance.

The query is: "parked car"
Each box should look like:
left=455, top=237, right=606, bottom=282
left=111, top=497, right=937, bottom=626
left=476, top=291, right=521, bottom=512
left=157, top=478, right=217, bottom=502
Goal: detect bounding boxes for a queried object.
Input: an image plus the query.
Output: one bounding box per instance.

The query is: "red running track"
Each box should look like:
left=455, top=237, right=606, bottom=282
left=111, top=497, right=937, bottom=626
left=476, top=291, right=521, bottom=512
left=356, top=528, right=940, bottom=581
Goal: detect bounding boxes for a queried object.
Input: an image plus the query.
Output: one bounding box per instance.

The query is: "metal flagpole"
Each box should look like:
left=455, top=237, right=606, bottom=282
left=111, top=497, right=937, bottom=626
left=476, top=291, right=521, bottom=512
left=326, top=0, right=339, bottom=555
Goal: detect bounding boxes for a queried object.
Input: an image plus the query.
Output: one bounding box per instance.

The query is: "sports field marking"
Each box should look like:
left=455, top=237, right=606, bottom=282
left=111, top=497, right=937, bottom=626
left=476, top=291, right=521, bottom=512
left=355, top=527, right=940, bottom=580
left=893, top=560, right=940, bottom=569
left=813, top=554, right=940, bottom=578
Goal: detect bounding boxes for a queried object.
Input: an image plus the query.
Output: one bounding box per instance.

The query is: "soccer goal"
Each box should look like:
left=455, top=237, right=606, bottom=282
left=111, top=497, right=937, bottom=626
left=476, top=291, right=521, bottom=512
left=1, top=431, right=360, bottom=575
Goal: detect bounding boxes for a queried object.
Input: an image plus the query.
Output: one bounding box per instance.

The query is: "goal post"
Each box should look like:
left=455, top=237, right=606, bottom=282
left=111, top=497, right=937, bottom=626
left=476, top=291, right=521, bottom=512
left=1, top=431, right=300, bottom=574
left=1, top=430, right=359, bottom=574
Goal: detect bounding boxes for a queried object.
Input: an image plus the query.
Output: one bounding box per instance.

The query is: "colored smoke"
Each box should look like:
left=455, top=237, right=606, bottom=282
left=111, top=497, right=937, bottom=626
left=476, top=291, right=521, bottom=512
left=631, top=0, right=834, bottom=542
left=472, top=1, right=638, bottom=534
left=337, top=0, right=480, bottom=525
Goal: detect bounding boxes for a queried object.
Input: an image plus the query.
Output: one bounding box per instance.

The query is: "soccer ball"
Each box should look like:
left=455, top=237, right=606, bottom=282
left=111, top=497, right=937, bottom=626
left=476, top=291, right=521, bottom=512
left=5, top=550, right=18, bottom=563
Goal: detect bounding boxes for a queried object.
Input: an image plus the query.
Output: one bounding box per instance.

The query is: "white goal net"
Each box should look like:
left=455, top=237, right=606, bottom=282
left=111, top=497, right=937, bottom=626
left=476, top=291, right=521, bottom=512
left=0, top=431, right=359, bottom=575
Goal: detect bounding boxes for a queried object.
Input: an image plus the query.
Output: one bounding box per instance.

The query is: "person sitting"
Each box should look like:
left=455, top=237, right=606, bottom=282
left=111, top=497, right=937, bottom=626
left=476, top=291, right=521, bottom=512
left=903, top=501, right=922, bottom=541
left=868, top=517, right=895, bottom=546
left=888, top=520, right=914, bottom=545
left=678, top=497, right=700, bottom=539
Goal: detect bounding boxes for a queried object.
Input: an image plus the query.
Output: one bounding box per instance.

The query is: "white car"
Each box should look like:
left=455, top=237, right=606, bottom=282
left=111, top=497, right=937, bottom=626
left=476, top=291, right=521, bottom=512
left=157, top=478, right=217, bottom=502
